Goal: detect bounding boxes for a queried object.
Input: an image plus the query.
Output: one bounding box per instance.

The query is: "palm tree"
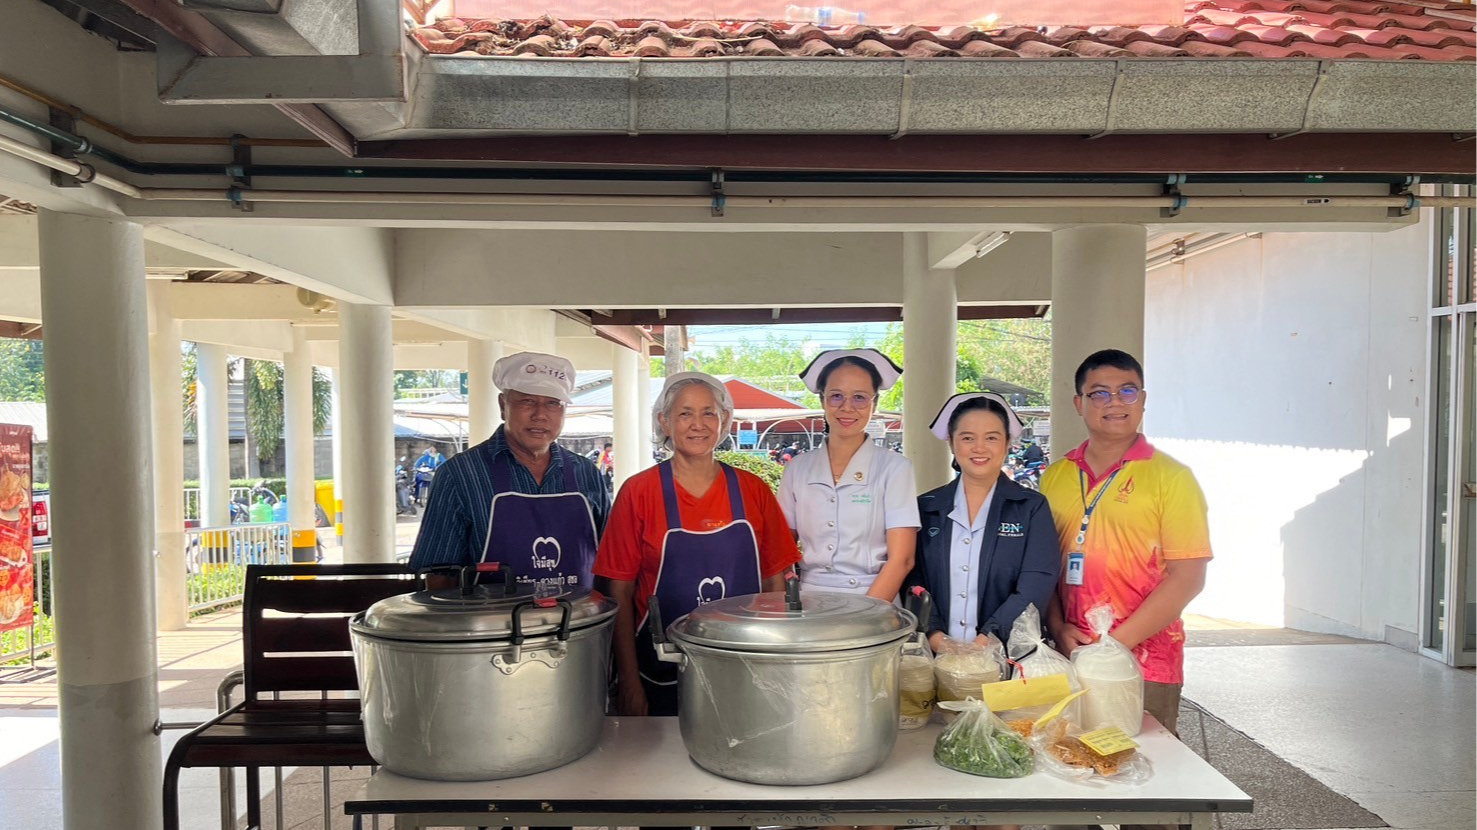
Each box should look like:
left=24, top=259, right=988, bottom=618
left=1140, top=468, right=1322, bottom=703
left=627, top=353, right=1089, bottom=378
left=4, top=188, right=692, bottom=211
left=182, top=344, right=333, bottom=460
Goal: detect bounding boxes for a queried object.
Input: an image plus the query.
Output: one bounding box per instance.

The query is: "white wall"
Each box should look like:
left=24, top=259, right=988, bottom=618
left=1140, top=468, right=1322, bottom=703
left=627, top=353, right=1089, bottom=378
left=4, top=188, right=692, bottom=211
left=1145, top=218, right=1430, bottom=645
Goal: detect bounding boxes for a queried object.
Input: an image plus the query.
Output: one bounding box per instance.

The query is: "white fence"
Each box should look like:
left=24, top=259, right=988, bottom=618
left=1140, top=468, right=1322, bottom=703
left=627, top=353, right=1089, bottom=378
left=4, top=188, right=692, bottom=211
left=185, top=522, right=292, bottom=613
left=183, top=487, right=254, bottom=522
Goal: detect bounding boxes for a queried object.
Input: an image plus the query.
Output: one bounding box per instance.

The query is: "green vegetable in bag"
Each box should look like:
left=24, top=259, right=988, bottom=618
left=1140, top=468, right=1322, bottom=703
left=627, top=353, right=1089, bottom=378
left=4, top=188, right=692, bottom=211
left=933, top=698, right=1034, bottom=778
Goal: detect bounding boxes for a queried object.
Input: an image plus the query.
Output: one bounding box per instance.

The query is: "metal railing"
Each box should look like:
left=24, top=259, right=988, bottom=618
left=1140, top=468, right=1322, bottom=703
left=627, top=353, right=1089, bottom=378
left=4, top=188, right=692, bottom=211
left=185, top=523, right=291, bottom=613
left=183, top=487, right=253, bottom=522
left=0, top=549, right=53, bottom=667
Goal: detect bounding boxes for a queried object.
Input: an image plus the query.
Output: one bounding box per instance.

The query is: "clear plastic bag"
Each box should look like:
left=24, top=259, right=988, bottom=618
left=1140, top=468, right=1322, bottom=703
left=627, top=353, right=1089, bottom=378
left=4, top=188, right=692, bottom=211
left=1070, top=604, right=1144, bottom=736
left=933, top=638, right=1004, bottom=723
left=1004, top=603, right=1081, bottom=722
left=933, top=698, right=1034, bottom=779
left=1027, top=716, right=1153, bottom=786
left=899, top=634, right=936, bottom=730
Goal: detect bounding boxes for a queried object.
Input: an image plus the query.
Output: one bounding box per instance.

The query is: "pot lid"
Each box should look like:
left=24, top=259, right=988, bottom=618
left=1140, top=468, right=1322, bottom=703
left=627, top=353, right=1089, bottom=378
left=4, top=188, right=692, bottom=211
left=355, top=582, right=616, bottom=643
left=668, top=590, right=916, bottom=653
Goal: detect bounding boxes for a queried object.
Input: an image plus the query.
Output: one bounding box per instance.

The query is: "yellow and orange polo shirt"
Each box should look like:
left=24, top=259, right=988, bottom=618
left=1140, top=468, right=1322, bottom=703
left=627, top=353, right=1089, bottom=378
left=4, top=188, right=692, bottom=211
left=1040, top=435, right=1212, bottom=684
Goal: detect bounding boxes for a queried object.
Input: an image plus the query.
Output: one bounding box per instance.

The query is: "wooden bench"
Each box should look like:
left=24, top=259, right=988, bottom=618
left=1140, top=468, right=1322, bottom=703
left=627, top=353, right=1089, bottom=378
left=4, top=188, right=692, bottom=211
left=163, top=563, right=419, bottom=830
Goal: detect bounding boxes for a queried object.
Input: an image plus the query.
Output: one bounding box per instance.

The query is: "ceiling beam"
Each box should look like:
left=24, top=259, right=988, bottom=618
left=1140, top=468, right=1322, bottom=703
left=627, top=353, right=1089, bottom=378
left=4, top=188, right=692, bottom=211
left=116, top=0, right=357, bottom=155
left=356, top=132, right=1477, bottom=176
left=586, top=305, right=1047, bottom=326
left=0, top=320, right=42, bottom=339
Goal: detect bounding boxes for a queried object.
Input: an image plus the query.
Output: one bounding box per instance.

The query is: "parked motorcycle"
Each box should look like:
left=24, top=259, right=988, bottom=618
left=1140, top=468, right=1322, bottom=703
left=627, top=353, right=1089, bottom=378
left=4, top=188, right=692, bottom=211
left=413, top=464, right=435, bottom=507
left=396, top=460, right=417, bottom=517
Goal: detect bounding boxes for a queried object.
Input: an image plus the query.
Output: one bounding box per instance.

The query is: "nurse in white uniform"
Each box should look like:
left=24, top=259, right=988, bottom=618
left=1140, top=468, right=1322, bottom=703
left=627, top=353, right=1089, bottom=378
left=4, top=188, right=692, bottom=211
left=777, top=349, right=921, bottom=600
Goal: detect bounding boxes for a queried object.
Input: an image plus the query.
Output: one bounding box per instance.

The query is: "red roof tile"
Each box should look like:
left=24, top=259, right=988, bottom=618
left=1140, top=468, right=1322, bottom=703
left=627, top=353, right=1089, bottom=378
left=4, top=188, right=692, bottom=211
left=411, top=1, right=1477, bottom=61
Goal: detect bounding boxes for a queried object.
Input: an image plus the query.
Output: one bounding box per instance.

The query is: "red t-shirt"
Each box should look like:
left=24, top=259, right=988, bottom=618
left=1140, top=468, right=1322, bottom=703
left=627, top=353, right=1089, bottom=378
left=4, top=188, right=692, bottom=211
left=593, top=464, right=801, bottom=622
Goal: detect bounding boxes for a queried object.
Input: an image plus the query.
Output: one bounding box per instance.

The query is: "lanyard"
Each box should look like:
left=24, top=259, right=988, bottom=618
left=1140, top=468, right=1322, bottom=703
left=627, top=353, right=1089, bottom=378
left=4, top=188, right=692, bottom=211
left=1074, top=468, right=1121, bottom=549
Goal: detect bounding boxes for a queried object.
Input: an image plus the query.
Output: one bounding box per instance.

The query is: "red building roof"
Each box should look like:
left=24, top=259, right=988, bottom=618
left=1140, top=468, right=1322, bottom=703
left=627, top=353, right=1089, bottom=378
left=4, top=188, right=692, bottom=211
left=412, top=0, right=1476, bottom=61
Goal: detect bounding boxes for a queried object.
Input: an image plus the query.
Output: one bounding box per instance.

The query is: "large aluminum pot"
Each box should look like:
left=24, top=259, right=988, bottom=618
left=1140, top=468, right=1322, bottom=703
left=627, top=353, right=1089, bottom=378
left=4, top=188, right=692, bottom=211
left=652, top=577, right=917, bottom=785
left=350, top=564, right=616, bottom=781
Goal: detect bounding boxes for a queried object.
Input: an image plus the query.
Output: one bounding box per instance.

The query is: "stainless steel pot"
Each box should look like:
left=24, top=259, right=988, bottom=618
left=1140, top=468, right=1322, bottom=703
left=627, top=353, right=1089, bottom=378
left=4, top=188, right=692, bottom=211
left=652, top=577, right=918, bottom=785
left=350, top=564, right=616, bottom=781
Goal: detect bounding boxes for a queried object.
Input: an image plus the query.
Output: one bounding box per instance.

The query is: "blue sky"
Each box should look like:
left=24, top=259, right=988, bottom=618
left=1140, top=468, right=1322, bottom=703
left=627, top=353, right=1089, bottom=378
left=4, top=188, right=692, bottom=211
left=686, top=322, right=892, bottom=354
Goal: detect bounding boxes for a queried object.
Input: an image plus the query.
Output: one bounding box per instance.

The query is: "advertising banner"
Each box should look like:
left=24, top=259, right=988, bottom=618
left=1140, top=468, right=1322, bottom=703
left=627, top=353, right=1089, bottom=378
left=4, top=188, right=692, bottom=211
left=0, top=424, right=35, bottom=632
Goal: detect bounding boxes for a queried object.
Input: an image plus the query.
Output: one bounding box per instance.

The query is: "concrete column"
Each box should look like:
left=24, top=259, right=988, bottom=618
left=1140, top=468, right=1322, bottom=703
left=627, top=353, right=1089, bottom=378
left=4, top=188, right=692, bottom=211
left=1050, top=225, right=1148, bottom=452
left=195, top=342, right=230, bottom=527
left=283, top=327, right=317, bottom=564
left=636, top=342, right=654, bottom=469
left=339, top=302, right=395, bottom=562
left=612, top=343, right=642, bottom=488
left=902, top=232, right=958, bottom=492
left=38, top=211, right=161, bottom=830
left=327, top=366, right=344, bottom=546
left=147, top=281, right=187, bottom=631
left=467, top=337, right=504, bottom=445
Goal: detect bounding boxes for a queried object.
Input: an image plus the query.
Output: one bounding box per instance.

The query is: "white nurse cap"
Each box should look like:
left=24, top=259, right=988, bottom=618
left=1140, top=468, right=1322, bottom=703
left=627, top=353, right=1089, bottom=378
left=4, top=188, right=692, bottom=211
left=798, top=348, right=903, bottom=394
left=928, top=392, right=1023, bottom=443
left=492, top=352, right=576, bottom=403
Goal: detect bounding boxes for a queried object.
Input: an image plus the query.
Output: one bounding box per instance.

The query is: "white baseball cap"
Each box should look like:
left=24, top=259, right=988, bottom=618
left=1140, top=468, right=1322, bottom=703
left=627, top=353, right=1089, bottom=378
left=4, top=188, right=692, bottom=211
left=492, top=352, right=576, bottom=403
left=928, top=392, right=1023, bottom=443
left=798, top=348, right=903, bottom=394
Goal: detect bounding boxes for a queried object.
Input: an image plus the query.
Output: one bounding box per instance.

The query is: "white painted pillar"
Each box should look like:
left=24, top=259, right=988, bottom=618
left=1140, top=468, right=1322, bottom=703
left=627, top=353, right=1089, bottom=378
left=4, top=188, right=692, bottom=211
left=467, top=337, right=504, bottom=445
left=147, top=281, right=187, bottom=631
left=1050, top=225, right=1148, bottom=452
left=196, top=343, right=231, bottom=527
left=327, top=366, right=344, bottom=546
left=339, top=302, right=395, bottom=562
left=612, top=343, right=641, bottom=488
left=902, top=232, right=959, bottom=492
left=283, top=327, right=317, bottom=564
left=38, top=211, right=161, bottom=830
left=636, top=342, right=654, bottom=469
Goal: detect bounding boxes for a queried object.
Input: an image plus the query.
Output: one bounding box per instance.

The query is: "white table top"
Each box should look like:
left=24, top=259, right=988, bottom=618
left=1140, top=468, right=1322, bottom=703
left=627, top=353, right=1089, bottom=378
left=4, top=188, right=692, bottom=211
left=346, top=714, right=1251, bottom=823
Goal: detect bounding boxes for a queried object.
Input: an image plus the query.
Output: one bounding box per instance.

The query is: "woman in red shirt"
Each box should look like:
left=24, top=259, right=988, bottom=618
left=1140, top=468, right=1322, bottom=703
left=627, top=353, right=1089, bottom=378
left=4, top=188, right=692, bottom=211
left=595, top=372, right=800, bottom=717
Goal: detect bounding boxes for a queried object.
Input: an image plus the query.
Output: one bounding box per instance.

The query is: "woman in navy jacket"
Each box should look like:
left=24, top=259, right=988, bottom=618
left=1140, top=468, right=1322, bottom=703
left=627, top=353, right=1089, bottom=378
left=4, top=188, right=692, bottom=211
left=908, top=393, right=1062, bottom=651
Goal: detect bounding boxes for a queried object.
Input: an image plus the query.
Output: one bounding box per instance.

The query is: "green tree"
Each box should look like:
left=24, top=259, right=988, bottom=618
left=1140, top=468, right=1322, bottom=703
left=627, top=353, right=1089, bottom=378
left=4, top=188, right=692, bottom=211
left=687, top=335, right=822, bottom=405
left=0, top=339, right=45, bottom=401
left=394, top=370, right=459, bottom=397
left=874, top=314, right=1052, bottom=411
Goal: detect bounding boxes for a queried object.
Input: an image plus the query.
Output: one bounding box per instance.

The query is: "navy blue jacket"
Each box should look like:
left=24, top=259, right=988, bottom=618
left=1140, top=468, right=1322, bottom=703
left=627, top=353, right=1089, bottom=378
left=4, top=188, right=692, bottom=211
left=906, top=474, right=1062, bottom=640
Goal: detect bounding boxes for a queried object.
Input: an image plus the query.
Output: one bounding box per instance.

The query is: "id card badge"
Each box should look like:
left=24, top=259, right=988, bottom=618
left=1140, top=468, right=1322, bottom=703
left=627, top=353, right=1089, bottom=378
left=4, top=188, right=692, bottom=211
left=1065, top=551, right=1085, bottom=586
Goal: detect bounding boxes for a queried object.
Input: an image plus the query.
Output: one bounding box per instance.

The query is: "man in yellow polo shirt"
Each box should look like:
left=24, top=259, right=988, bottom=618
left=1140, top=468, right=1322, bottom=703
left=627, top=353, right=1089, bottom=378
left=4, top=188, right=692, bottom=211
left=1042, top=349, right=1211, bottom=737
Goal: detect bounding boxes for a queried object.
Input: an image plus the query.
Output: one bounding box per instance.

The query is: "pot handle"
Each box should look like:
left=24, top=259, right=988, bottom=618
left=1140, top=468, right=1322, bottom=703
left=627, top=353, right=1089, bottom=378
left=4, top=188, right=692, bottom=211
left=511, top=597, right=573, bottom=647
left=646, top=594, right=667, bottom=646
left=784, top=571, right=803, bottom=612
left=905, top=585, right=932, bottom=634
left=474, top=561, right=518, bottom=596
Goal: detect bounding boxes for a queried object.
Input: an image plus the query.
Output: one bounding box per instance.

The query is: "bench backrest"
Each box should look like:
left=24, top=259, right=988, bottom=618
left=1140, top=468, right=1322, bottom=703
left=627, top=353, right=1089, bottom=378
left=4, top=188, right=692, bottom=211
left=241, top=563, right=419, bottom=701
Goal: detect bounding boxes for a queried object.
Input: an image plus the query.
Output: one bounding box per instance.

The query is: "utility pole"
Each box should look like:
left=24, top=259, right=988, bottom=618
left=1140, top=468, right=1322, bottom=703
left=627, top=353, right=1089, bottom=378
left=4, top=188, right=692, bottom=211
left=663, top=325, right=685, bottom=376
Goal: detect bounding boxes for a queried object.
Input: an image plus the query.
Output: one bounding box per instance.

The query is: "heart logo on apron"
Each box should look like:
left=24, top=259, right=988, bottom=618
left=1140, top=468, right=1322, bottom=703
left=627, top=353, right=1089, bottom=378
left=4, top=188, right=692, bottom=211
left=531, top=536, right=562, bottom=570
left=696, top=576, right=727, bottom=605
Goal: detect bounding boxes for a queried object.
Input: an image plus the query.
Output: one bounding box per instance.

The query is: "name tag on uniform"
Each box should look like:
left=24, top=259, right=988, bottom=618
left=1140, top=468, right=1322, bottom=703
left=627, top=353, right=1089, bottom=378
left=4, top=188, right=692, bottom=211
left=1065, top=551, right=1085, bottom=586
left=850, top=492, right=872, bottom=505
left=998, top=522, right=1024, bottom=537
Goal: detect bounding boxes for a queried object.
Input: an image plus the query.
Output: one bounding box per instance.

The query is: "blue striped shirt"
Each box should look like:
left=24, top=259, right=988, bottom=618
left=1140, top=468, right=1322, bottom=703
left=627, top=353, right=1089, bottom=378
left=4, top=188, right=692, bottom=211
left=408, top=427, right=612, bottom=570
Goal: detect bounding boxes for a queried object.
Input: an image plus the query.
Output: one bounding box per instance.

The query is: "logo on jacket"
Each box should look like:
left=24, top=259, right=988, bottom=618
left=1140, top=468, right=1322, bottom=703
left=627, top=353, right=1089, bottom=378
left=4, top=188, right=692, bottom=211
left=696, top=577, right=727, bottom=605
left=531, top=537, right=562, bottom=570
left=998, top=522, right=1024, bottom=537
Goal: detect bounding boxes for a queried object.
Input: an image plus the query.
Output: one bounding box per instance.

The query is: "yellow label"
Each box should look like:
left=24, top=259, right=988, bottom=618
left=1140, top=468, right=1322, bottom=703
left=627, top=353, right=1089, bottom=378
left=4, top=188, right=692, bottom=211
left=979, top=673, right=1071, bottom=712
left=1032, top=688, right=1090, bottom=728
left=1078, top=726, right=1140, bottom=756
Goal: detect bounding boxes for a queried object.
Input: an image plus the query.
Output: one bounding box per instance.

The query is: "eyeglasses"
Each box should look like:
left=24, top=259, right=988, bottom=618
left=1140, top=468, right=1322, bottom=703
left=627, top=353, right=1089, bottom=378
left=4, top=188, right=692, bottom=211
left=824, top=392, right=876, bottom=410
left=1083, top=386, right=1142, bottom=407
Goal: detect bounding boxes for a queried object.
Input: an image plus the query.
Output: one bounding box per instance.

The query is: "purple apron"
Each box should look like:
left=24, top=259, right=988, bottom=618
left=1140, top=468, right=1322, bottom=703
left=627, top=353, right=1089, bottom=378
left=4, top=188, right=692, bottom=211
left=480, top=449, right=598, bottom=595
left=638, top=461, right=762, bottom=686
